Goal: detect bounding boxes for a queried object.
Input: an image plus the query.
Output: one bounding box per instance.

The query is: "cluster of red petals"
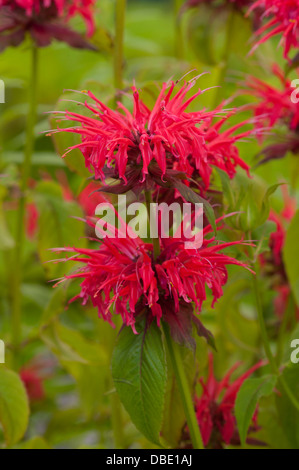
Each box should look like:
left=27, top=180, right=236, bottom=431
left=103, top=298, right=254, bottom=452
left=195, top=354, right=262, bottom=448
left=20, top=365, right=45, bottom=402
left=0, top=0, right=96, bottom=35
left=246, top=65, right=299, bottom=135
left=53, top=219, right=252, bottom=333
left=248, top=0, right=299, bottom=60
left=53, top=80, right=251, bottom=191
left=0, top=0, right=96, bottom=51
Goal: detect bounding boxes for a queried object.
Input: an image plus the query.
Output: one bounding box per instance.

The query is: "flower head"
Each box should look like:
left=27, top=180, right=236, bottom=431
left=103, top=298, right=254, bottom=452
left=52, top=215, right=252, bottom=340
left=248, top=0, right=299, bottom=60
left=194, top=354, right=262, bottom=448
left=246, top=65, right=299, bottom=133
left=52, top=79, right=252, bottom=194
left=0, top=0, right=96, bottom=51
left=246, top=65, right=299, bottom=162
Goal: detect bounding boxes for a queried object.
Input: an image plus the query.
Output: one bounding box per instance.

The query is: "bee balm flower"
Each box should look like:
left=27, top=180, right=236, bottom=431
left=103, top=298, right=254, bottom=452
left=193, top=354, right=262, bottom=448
left=52, top=217, right=252, bottom=344
left=0, top=0, right=96, bottom=51
left=51, top=79, right=251, bottom=193
left=248, top=0, right=299, bottom=61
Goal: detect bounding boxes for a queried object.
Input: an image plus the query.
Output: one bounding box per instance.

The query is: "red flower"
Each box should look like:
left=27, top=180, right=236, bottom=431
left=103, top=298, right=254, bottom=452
left=195, top=354, right=262, bottom=448
left=51, top=79, right=251, bottom=193
left=20, top=365, right=45, bottom=402
left=246, top=65, right=299, bottom=134
left=248, top=0, right=299, bottom=60
left=0, top=0, right=96, bottom=51
left=26, top=201, right=39, bottom=239
left=52, top=216, right=252, bottom=336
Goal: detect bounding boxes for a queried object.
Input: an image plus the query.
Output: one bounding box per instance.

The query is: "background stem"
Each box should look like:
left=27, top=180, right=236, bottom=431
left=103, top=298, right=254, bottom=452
left=114, top=0, right=127, bottom=95
left=174, top=0, right=184, bottom=60
left=11, top=45, right=38, bottom=366
left=212, top=8, right=235, bottom=108
left=163, top=325, right=204, bottom=449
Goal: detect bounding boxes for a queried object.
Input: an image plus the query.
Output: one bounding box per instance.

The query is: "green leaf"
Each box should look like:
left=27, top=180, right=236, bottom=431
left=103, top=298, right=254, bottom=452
left=235, top=374, right=277, bottom=446
left=260, top=183, right=283, bottom=222
left=34, top=180, right=86, bottom=279
left=17, top=437, right=51, bottom=449
left=275, top=363, right=299, bottom=448
left=41, top=321, right=107, bottom=365
left=39, top=282, right=68, bottom=326
left=283, top=210, right=299, bottom=307
left=0, top=368, right=30, bottom=446
left=51, top=92, right=91, bottom=178
left=161, top=348, right=195, bottom=448
left=112, top=320, right=167, bottom=445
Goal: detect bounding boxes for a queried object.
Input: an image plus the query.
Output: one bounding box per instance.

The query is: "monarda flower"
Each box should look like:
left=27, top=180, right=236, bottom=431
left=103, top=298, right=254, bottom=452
left=0, top=0, right=96, bottom=51
left=246, top=65, right=299, bottom=133
left=246, top=65, right=299, bottom=163
left=51, top=79, right=251, bottom=195
left=189, top=354, right=262, bottom=449
left=247, top=0, right=299, bottom=61
left=52, top=216, right=252, bottom=346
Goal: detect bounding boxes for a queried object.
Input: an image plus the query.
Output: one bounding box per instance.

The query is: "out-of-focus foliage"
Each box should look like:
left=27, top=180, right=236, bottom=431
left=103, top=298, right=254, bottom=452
left=0, top=0, right=298, bottom=450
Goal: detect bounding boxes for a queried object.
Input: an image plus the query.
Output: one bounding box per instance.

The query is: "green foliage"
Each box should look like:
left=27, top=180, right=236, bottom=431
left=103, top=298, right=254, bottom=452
left=235, top=375, right=277, bottom=446
left=0, top=368, right=30, bottom=447
left=283, top=210, right=299, bottom=307
left=112, top=320, right=167, bottom=445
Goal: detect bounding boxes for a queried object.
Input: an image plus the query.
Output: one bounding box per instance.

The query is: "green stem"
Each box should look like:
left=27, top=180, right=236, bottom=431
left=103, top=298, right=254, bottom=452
left=114, top=0, right=127, bottom=95
left=174, top=0, right=184, bottom=60
left=276, top=294, right=295, bottom=366
left=110, top=382, right=125, bottom=449
left=252, top=271, right=277, bottom=374
left=212, top=8, right=235, bottom=109
left=11, top=45, right=38, bottom=365
left=163, top=324, right=204, bottom=449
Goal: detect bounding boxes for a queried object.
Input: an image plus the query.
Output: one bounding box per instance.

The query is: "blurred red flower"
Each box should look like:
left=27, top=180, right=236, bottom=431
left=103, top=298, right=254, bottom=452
left=194, top=354, right=262, bottom=448
left=246, top=65, right=299, bottom=163
left=246, top=65, right=299, bottom=133
left=20, top=365, right=45, bottom=402
left=51, top=79, right=252, bottom=194
left=248, top=0, right=299, bottom=60
left=0, top=0, right=96, bottom=51
left=78, top=181, right=109, bottom=217
left=26, top=201, right=39, bottom=239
